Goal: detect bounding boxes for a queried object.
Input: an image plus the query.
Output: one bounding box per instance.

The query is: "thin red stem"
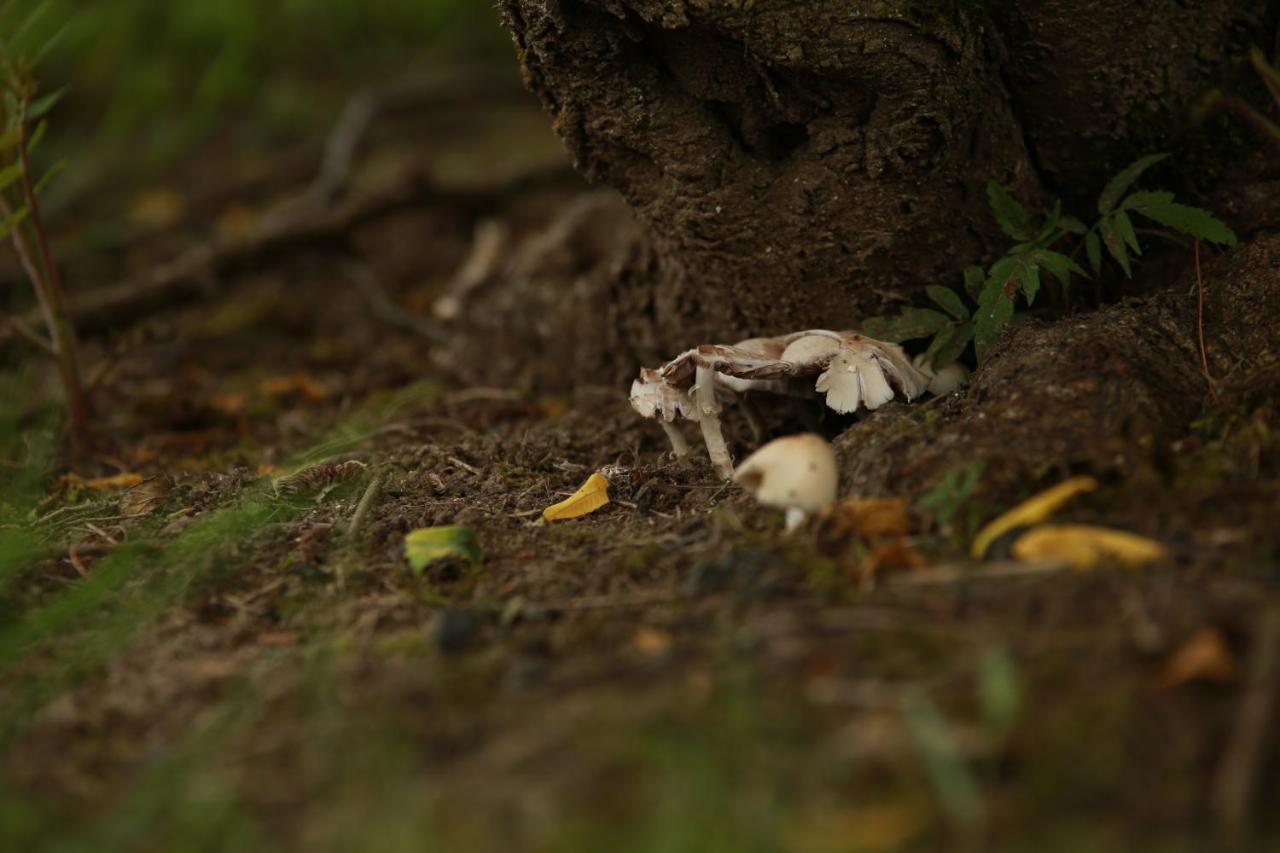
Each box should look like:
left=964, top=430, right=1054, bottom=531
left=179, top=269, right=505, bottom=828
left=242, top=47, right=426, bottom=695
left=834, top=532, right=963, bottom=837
left=1194, top=240, right=1216, bottom=400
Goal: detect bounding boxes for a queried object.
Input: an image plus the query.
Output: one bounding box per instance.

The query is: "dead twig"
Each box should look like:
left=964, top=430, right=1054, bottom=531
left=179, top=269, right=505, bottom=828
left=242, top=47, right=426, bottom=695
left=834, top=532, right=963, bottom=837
left=446, top=456, right=482, bottom=477
left=283, top=67, right=529, bottom=217
left=1212, top=608, right=1280, bottom=837
left=1, top=312, right=54, bottom=354
left=432, top=220, right=510, bottom=320
left=887, top=560, right=1071, bottom=587
left=340, top=258, right=447, bottom=344
left=67, top=542, right=89, bottom=577
left=1194, top=240, right=1217, bottom=400
left=346, top=473, right=385, bottom=539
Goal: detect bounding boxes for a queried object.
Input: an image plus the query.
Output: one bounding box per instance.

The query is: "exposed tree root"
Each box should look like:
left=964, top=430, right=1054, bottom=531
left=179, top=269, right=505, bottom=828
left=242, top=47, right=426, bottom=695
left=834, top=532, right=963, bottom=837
left=0, top=164, right=574, bottom=344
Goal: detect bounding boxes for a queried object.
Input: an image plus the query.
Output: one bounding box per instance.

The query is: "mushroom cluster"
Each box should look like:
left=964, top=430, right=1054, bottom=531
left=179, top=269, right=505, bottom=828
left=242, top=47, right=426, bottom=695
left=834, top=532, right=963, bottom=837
left=630, top=329, right=968, bottom=477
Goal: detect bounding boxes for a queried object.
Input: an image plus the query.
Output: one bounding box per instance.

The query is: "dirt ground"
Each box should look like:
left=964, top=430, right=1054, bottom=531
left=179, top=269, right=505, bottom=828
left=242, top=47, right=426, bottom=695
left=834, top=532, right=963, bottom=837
left=2, top=77, right=1280, bottom=853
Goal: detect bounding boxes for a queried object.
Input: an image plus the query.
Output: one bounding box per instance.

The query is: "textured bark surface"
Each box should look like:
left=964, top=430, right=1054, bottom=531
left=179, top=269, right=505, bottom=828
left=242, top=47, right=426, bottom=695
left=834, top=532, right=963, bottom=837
left=835, top=230, right=1280, bottom=498
left=501, top=0, right=1269, bottom=356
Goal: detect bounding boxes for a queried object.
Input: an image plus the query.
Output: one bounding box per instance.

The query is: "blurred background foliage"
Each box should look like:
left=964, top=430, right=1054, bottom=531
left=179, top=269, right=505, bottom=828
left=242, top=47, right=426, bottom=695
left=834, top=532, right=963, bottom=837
left=4, top=0, right=511, bottom=184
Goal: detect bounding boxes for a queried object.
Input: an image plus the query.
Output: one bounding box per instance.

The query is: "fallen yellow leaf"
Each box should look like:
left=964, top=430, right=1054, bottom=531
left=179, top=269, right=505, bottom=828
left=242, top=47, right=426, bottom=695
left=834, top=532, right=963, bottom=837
left=1150, top=627, right=1236, bottom=690
left=62, top=472, right=145, bottom=491
left=542, top=472, right=610, bottom=522
left=1011, top=524, right=1166, bottom=570
left=632, top=627, right=673, bottom=656
left=260, top=373, right=330, bottom=402
left=971, top=476, right=1098, bottom=558
left=404, top=526, right=481, bottom=573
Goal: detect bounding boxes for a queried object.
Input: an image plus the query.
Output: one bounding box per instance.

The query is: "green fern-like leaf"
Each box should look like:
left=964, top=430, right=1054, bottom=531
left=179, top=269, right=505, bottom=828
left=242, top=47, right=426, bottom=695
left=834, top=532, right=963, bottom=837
left=986, top=181, right=1033, bottom=241
left=1122, top=191, right=1238, bottom=246
left=926, top=285, right=970, bottom=321
left=1097, top=153, right=1169, bottom=214
left=924, top=321, right=973, bottom=369
left=974, top=278, right=1015, bottom=362
left=1112, top=210, right=1141, bottom=255
left=1085, top=231, right=1102, bottom=275
left=1098, top=216, right=1132, bottom=277
left=861, top=307, right=951, bottom=343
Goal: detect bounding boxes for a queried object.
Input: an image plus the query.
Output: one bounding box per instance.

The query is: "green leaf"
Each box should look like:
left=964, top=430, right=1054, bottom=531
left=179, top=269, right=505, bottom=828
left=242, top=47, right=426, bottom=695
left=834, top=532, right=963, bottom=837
left=1112, top=209, right=1141, bottom=255
left=26, top=87, right=64, bottom=121
left=33, top=158, right=65, bottom=195
left=1014, top=262, right=1041, bottom=304
left=962, top=266, right=985, bottom=302
left=1034, top=249, right=1087, bottom=288
left=926, top=285, right=969, bottom=321
left=924, top=321, right=973, bottom=369
left=1058, top=215, right=1088, bottom=236
left=986, top=181, right=1032, bottom=240
left=978, top=647, right=1022, bottom=740
left=31, top=19, right=69, bottom=66
left=861, top=307, right=951, bottom=343
left=974, top=278, right=1015, bottom=363
left=25, top=119, right=46, bottom=153
left=1097, top=153, right=1169, bottom=214
left=0, top=162, right=21, bottom=192
left=1085, top=231, right=1102, bottom=275
left=0, top=126, right=19, bottom=152
left=1251, top=47, right=1280, bottom=108
left=1034, top=199, right=1062, bottom=243
left=1099, top=216, right=1131, bottom=277
left=1123, top=191, right=1238, bottom=246
left=9, top=1, right=51, bottom=53
left=0, top=203, right=30, bottom=239
left=404, top=526, right=480, bottom=574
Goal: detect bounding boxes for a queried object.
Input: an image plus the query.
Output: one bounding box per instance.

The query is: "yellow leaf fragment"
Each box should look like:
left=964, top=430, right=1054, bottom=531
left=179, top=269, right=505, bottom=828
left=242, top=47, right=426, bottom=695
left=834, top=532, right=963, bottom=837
left=970, top=476, right=1099, bottom=558
left=1011, top=524, right=1166, bottom=570
left=404, top=526, right=481, bottom=574
left=542, top=472, right=610, bottom=522
left=632, top=627, right=673, bottom=657
left=62, top=472, right=145, bottom=491
left=1150, top=627, right=1236, bottom=690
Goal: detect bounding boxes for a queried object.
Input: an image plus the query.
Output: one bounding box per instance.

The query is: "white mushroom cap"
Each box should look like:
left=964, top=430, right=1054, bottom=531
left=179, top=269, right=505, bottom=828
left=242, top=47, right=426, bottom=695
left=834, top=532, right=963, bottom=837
left=733, top=433, right=839, bottom=530
left=912, top=354, right=970, bottom=397
left=815, top=350, right=895, bottom=413
left=629, top=368, right=693, bottom=421
left=780, top=334, right=841, bottom=364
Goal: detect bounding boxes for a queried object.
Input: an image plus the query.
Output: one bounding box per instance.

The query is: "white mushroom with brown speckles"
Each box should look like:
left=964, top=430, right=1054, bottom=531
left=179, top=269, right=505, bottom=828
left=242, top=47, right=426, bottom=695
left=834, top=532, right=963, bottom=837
left=733, top=433, right=838, bottom=532
left=629, top=328, right=966, bottom=478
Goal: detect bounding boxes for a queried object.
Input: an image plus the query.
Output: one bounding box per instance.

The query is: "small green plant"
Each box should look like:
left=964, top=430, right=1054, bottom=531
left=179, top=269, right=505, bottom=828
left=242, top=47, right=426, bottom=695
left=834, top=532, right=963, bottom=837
left=0, top=1, right=86, bottom=457
left=863, top=154, right=1239, bottom=367
left=916, top=461, right=984, bottom=529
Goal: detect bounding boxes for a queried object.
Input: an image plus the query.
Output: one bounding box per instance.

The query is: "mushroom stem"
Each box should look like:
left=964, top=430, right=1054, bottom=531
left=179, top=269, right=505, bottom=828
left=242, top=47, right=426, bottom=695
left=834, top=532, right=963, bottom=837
left=785, top=507, right=808, bottom=532
left=695, top=361, right=734, bottom=477
left=661, top=420, right=690, bottom=458
left=699, top=412, right=734, bottom=478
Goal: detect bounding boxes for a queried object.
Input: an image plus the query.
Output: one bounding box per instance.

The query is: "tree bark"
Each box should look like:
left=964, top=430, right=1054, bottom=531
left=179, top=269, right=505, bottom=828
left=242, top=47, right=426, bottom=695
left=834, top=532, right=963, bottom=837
left=501, top=0, right=1270, bottom=357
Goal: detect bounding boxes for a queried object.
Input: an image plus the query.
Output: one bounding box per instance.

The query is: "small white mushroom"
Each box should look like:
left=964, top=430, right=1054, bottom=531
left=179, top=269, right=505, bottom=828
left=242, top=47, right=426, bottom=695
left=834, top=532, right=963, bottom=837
left=912, top=354, right=971, bottom=397
left=732, top=433, right=838, bottom=531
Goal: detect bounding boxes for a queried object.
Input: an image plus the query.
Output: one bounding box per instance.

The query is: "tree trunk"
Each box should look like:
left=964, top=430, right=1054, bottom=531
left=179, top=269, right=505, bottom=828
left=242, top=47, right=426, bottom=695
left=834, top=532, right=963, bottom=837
left=500, top=0, right=1270, bottom=359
